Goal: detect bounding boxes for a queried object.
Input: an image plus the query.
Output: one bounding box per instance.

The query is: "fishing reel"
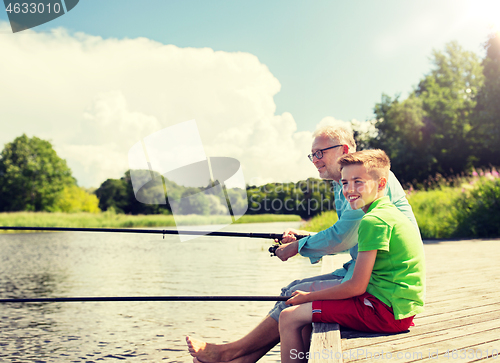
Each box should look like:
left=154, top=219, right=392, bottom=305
left=269, top=241, right=282, bottom=257
left=268, top=234, right=308, bottom=257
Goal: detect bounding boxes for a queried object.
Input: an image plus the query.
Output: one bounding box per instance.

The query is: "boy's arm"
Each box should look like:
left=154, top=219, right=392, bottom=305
left=286, top=250, right=377, bottom=305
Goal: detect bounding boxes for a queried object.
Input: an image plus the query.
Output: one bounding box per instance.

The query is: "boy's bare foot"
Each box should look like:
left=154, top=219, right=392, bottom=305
left=186, top=336, right=223, bottom=363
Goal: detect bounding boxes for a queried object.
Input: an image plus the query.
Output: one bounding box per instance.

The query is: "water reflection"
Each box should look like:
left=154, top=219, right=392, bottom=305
left=0, top=223, right=323, bottom=362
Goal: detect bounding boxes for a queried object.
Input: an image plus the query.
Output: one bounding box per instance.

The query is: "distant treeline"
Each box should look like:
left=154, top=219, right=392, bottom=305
left=95, top=171, right=335, bottom=219
left=0, top=134, right=335, bottom=218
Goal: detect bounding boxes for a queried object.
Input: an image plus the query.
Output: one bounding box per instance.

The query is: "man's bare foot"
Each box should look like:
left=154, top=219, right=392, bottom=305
left=186, top=336, right=223, bottom=363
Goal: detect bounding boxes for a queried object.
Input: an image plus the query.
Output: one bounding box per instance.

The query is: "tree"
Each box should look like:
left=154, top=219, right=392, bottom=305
left=369, top=41, right=484, bottom=184
left=471, top=32, right=500, bottom=166
left=415, top=41, right=484, bottom=177
left=94, top=178, right=129, bottom=213
left=51, top=185, right=101, bottom=213
left=0, top=134, right=75, bottom=211
left=371, top=94, right=433, bottom=183
left=95, top=171, right=172, bottom=214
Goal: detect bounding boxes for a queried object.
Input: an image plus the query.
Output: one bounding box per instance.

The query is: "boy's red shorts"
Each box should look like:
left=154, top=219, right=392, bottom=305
left=311, top=292, right=414, bottom=334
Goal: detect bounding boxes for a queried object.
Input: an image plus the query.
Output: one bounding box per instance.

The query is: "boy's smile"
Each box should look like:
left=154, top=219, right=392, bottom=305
left=341, top=164, right=385, bottom=212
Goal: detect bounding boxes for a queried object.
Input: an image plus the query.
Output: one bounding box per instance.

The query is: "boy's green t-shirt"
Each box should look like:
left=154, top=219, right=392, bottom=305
left=358, top=196, right=426, bottom=320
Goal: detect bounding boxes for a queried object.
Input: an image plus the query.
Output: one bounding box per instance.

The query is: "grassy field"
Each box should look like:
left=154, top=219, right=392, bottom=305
left=0, top=211, right=301, bottom=232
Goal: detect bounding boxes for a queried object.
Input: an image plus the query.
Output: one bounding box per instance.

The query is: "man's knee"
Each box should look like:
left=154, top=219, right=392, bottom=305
left=284, top=279, right=303, bottom=290
left=280, top=279, right=302, bottom=296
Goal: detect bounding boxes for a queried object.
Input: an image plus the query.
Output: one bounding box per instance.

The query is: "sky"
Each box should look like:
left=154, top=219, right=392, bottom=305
left=1, top=0, right=499, bottom=188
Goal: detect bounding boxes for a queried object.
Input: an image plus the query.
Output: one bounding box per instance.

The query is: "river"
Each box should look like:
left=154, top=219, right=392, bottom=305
left=0, top=222, right=325, bottom=362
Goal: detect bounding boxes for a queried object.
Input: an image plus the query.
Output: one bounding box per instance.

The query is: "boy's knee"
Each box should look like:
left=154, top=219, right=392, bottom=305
left=278, top=306, right=298, bottom=330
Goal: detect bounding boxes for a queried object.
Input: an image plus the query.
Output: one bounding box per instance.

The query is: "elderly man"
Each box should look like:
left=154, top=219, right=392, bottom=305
left=186, top=125, right=419, bottom=363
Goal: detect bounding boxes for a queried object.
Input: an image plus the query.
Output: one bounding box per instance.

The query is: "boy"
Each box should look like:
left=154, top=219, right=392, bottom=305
left=279, top=149, right=425, bottom=363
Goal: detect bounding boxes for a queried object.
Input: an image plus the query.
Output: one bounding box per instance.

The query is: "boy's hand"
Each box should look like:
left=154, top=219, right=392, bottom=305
left=286, top=290, right=311, bottom=306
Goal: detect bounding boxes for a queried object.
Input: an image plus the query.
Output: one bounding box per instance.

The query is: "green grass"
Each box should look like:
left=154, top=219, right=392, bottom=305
left=0, top=211, right=301, bottom=232
left=407, top=170, right=500, bottom=239
left=407, top=188, right=462, bottom=239
left=233, top=214, right=302, bottom=224
left=302, top=210, right=338, bottom=232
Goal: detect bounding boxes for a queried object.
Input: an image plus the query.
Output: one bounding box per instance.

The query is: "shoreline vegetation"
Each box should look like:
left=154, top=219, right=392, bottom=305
left=1, top=171, right=499, bottom=240
left=304, top=169, right=500, bottom=240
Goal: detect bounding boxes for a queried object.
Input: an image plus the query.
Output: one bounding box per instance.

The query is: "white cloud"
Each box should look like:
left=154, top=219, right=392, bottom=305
left=316, top=116, right=354, bottom=132
left=0, top=22, right=318, bottom=187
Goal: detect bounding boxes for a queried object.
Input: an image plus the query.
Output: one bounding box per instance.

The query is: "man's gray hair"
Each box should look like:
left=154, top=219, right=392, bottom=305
left=313, top=125, right=357, bottom=152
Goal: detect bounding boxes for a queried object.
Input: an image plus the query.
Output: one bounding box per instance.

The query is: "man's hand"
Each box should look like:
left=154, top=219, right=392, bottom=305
left=277, top=228, right=311, bottom=244
left=286, top=290, right=311, bottom=306
left=274, top=241, right=299, bottom=261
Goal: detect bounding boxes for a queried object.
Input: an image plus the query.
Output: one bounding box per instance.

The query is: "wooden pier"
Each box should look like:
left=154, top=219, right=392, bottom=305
left=309, top=239, right=500, bottom=362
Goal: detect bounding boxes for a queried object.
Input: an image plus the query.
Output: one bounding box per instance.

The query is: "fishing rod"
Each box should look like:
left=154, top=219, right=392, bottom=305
left=0, top=227, right=305, bottom=304
left=0, top=226, right=308, bottom=255
left=0, top=295, right=291, bottom=303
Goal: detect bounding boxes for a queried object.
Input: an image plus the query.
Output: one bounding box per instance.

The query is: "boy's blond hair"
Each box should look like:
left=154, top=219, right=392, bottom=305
left=313, top=125, right=356, bottom=152
left=338, top=149, right=390, bottom=180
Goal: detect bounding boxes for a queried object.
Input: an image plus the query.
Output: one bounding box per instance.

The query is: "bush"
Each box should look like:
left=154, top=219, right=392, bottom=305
left=50, top=185, right=101, bottom=213
left=453, top=178, right=500, bottom=238
left=407, top=189, right=460, bottom=239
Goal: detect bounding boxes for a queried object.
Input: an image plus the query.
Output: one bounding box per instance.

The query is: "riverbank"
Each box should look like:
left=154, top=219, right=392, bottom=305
left=0, top=211, right=302, bottom=232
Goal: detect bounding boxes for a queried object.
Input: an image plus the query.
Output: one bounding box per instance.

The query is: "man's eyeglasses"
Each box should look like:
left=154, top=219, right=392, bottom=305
left=308, top=145, right=343, bottom=162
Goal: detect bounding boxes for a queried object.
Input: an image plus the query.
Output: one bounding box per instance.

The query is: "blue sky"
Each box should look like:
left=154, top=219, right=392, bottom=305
left=1, top=0, right=499, bottom=186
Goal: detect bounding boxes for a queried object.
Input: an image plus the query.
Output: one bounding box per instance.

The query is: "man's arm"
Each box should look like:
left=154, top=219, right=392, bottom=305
left=274, top=208, right=362, bottom=262
left=274, top=228, right=313, bottom=261
left=297, top=208, right=363, bottom=263
left=285, top=250, right=377, bottom=305
left=276, top=181, right=364, bottom=263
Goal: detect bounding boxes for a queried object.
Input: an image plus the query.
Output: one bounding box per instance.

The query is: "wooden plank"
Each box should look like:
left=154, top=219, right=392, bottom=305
left=343, top=326, right=500, bottom=362
left=309, top=323, right=343, bottom=363
left=416, top=305, right=500, bottom=326
left=402, top=328, right=500, bottom=362
left=342, top=312, right=500, bottom=350
left=415, top=297, right=500, bottom=319
left=468, top=340, right=500, bottom=361
left=424, top=289, right=499, bottom=305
